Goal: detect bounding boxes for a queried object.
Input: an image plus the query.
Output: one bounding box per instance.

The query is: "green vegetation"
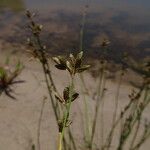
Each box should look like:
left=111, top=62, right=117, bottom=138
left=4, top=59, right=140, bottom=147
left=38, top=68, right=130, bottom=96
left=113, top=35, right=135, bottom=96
left=0, top=0, right=24, bottom=11
left=0, top=60, right=23, bottom=99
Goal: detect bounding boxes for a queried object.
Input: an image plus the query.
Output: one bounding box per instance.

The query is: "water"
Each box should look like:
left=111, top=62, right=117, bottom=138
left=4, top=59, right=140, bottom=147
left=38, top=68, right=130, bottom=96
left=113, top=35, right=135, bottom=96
left=0, top=0, right=150, bottom=60
left=24, top=0, right=150, bottom=12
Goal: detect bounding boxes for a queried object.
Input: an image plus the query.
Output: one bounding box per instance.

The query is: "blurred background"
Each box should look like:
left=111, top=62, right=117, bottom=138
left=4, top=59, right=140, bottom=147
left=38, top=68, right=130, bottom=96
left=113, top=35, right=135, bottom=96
left=0, top=0, right=150, bottom=62
left=0, top=1, right=149, bottom=150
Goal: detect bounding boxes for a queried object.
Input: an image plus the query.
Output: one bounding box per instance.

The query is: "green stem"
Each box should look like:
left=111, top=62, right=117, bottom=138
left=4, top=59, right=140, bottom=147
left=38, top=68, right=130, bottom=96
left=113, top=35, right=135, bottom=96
left=80, top=7, right=86, bottom=51
left=112, top=72, right=123, bottom=127
left=100, top=73, right=106, bottom=148
left=58, top=133, right=63, bottom=150
left=58, top=76, right=74, bottom=150
left=27, top=16, right=76, bottom=150
left=106, top=72, right=123, bottom=150
left=90, top=67, right=104, bottom=149
left=37, top=98, right=46, bottom=150
left=79, top=74, right=90, bottom=144
left=117, top=86, right=149, bottom=150
left=129, top=120, right=141, bottom=150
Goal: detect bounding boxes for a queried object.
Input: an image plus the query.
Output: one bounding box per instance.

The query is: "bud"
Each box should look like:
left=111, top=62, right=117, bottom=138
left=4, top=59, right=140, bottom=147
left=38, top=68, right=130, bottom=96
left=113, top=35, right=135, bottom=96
left=26, top=10, right=31, bottom=18
left=37, top=24, right=43, bottom=31
left=101, top=39, right=110, bottom=47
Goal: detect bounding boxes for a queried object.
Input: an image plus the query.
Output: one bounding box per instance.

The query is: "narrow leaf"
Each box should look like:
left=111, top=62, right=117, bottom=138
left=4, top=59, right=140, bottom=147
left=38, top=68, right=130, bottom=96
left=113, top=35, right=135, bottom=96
left=66, top=61, right=73, bottom=74
left=63, top=87, right=69, bottom=101
left=72, top=93, right=79, bottom=102
left=76, top=51, right=83, bottom=60
left=52, top=57, right=61, bottom=64
left=76, top=65, right=90, bottom=73
left=55, top=93, right=64, bottom=104
left=55, top=64, right=66, bottom=70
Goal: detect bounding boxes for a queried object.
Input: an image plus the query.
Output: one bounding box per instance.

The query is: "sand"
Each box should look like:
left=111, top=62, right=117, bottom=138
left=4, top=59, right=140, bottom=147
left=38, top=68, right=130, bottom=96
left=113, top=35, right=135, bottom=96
left=0, top=44, right=149, bottom=150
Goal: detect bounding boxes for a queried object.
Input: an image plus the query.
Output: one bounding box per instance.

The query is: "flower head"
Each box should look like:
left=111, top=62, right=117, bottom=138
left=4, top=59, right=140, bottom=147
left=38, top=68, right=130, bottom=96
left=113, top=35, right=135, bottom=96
left=53, top=51, right=90, bottom=75
left=54, top=86, right=79, bottom=105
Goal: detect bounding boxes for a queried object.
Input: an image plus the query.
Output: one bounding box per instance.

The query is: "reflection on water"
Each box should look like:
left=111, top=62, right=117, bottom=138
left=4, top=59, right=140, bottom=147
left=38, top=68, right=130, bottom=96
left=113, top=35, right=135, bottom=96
left=0, top=0, right=149, bottom=61
left=0, top=0, right=24, bottom=11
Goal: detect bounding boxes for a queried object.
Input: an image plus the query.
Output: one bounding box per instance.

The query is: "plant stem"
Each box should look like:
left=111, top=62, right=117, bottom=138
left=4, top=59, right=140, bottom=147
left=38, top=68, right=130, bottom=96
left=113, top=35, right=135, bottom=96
left=117, top=85, right=149, bottom=150
left=37, top=98, right=46, bottom=150
left=129, top=120, right=141, bottom=150
left=104, top=99, right=134, bottom=149
left=79, top=74, right=90, bottom=144
left=112, top=72, right=123, bottom=127
left=90, top=67, right=104, bottom=149
left=80, top=4, right=88, bottom=52
left=58, top=76, right=74, bottom=150
left=106, top=72, right=123, bottom=150
left=131, top=131, right=150, bottom=150
left=100, top=72, right=106, bottom=148
left=104, top=79, right=144, bottom=150
left=29, top=23, right=60, bottom=121
left=79, top=3, right=91, bottom=147
left=68, top=127, right=77, bottom=150
left=58, top=133, right=63, bottom=150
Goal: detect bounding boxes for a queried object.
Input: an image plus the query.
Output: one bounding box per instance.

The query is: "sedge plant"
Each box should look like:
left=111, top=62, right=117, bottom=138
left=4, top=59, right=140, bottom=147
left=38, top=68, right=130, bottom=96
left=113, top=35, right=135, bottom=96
left=52, top=51, right=90, bottom=150
left=26, top=10, right=90, bottom=150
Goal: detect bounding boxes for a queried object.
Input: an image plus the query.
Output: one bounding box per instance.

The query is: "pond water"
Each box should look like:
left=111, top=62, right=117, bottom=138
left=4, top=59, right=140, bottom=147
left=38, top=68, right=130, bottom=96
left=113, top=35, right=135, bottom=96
left=0, top=0, right=150, bottom=61
left=24, top=0, right=150, bottom=13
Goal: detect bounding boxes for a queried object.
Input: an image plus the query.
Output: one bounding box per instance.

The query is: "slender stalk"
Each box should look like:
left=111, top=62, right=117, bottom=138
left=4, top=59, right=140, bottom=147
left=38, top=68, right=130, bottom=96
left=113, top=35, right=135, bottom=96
left=129, top=120, right=141, bottom=150
left=128, top=88, right=148, bottom=150
left=58, top=76, right=74, bottom=150
left=42, top=61, right=59, bottom=121
left=79, top=4, right=91, bottom=147
left=58, top=133, right=63, bottom=150
left=68, top=127, right=77, bottom=150
left=79, top=74, right=91, bottom=145
left=37, top=98, right=46, bottom=150
left=104, top=100, right=133, bottom=149
left=117, top=85, right=149, bottom=150
left=106, top=71, right=123, bottom=150
left=104, top=83, right=145, bottom=150
left=27, top=15, right=74, bottom=149
left=117, top=116, right=137, bottom=150
left=36, top=28, right=77, bottom=150
left=130, top=87, right=150, bottom=150
left=90, top=67, right=104, bottom=148
left=100, top=72, right=107, bottom=148
left=131, top=132, right=150, bottom=150
left=83, top=93, right=90, bottom=144
left=80, top=4, right=88, bottom=52
left=112, top=71, right=123, bottom=127
left=28, top=20, right=60, bottom=121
